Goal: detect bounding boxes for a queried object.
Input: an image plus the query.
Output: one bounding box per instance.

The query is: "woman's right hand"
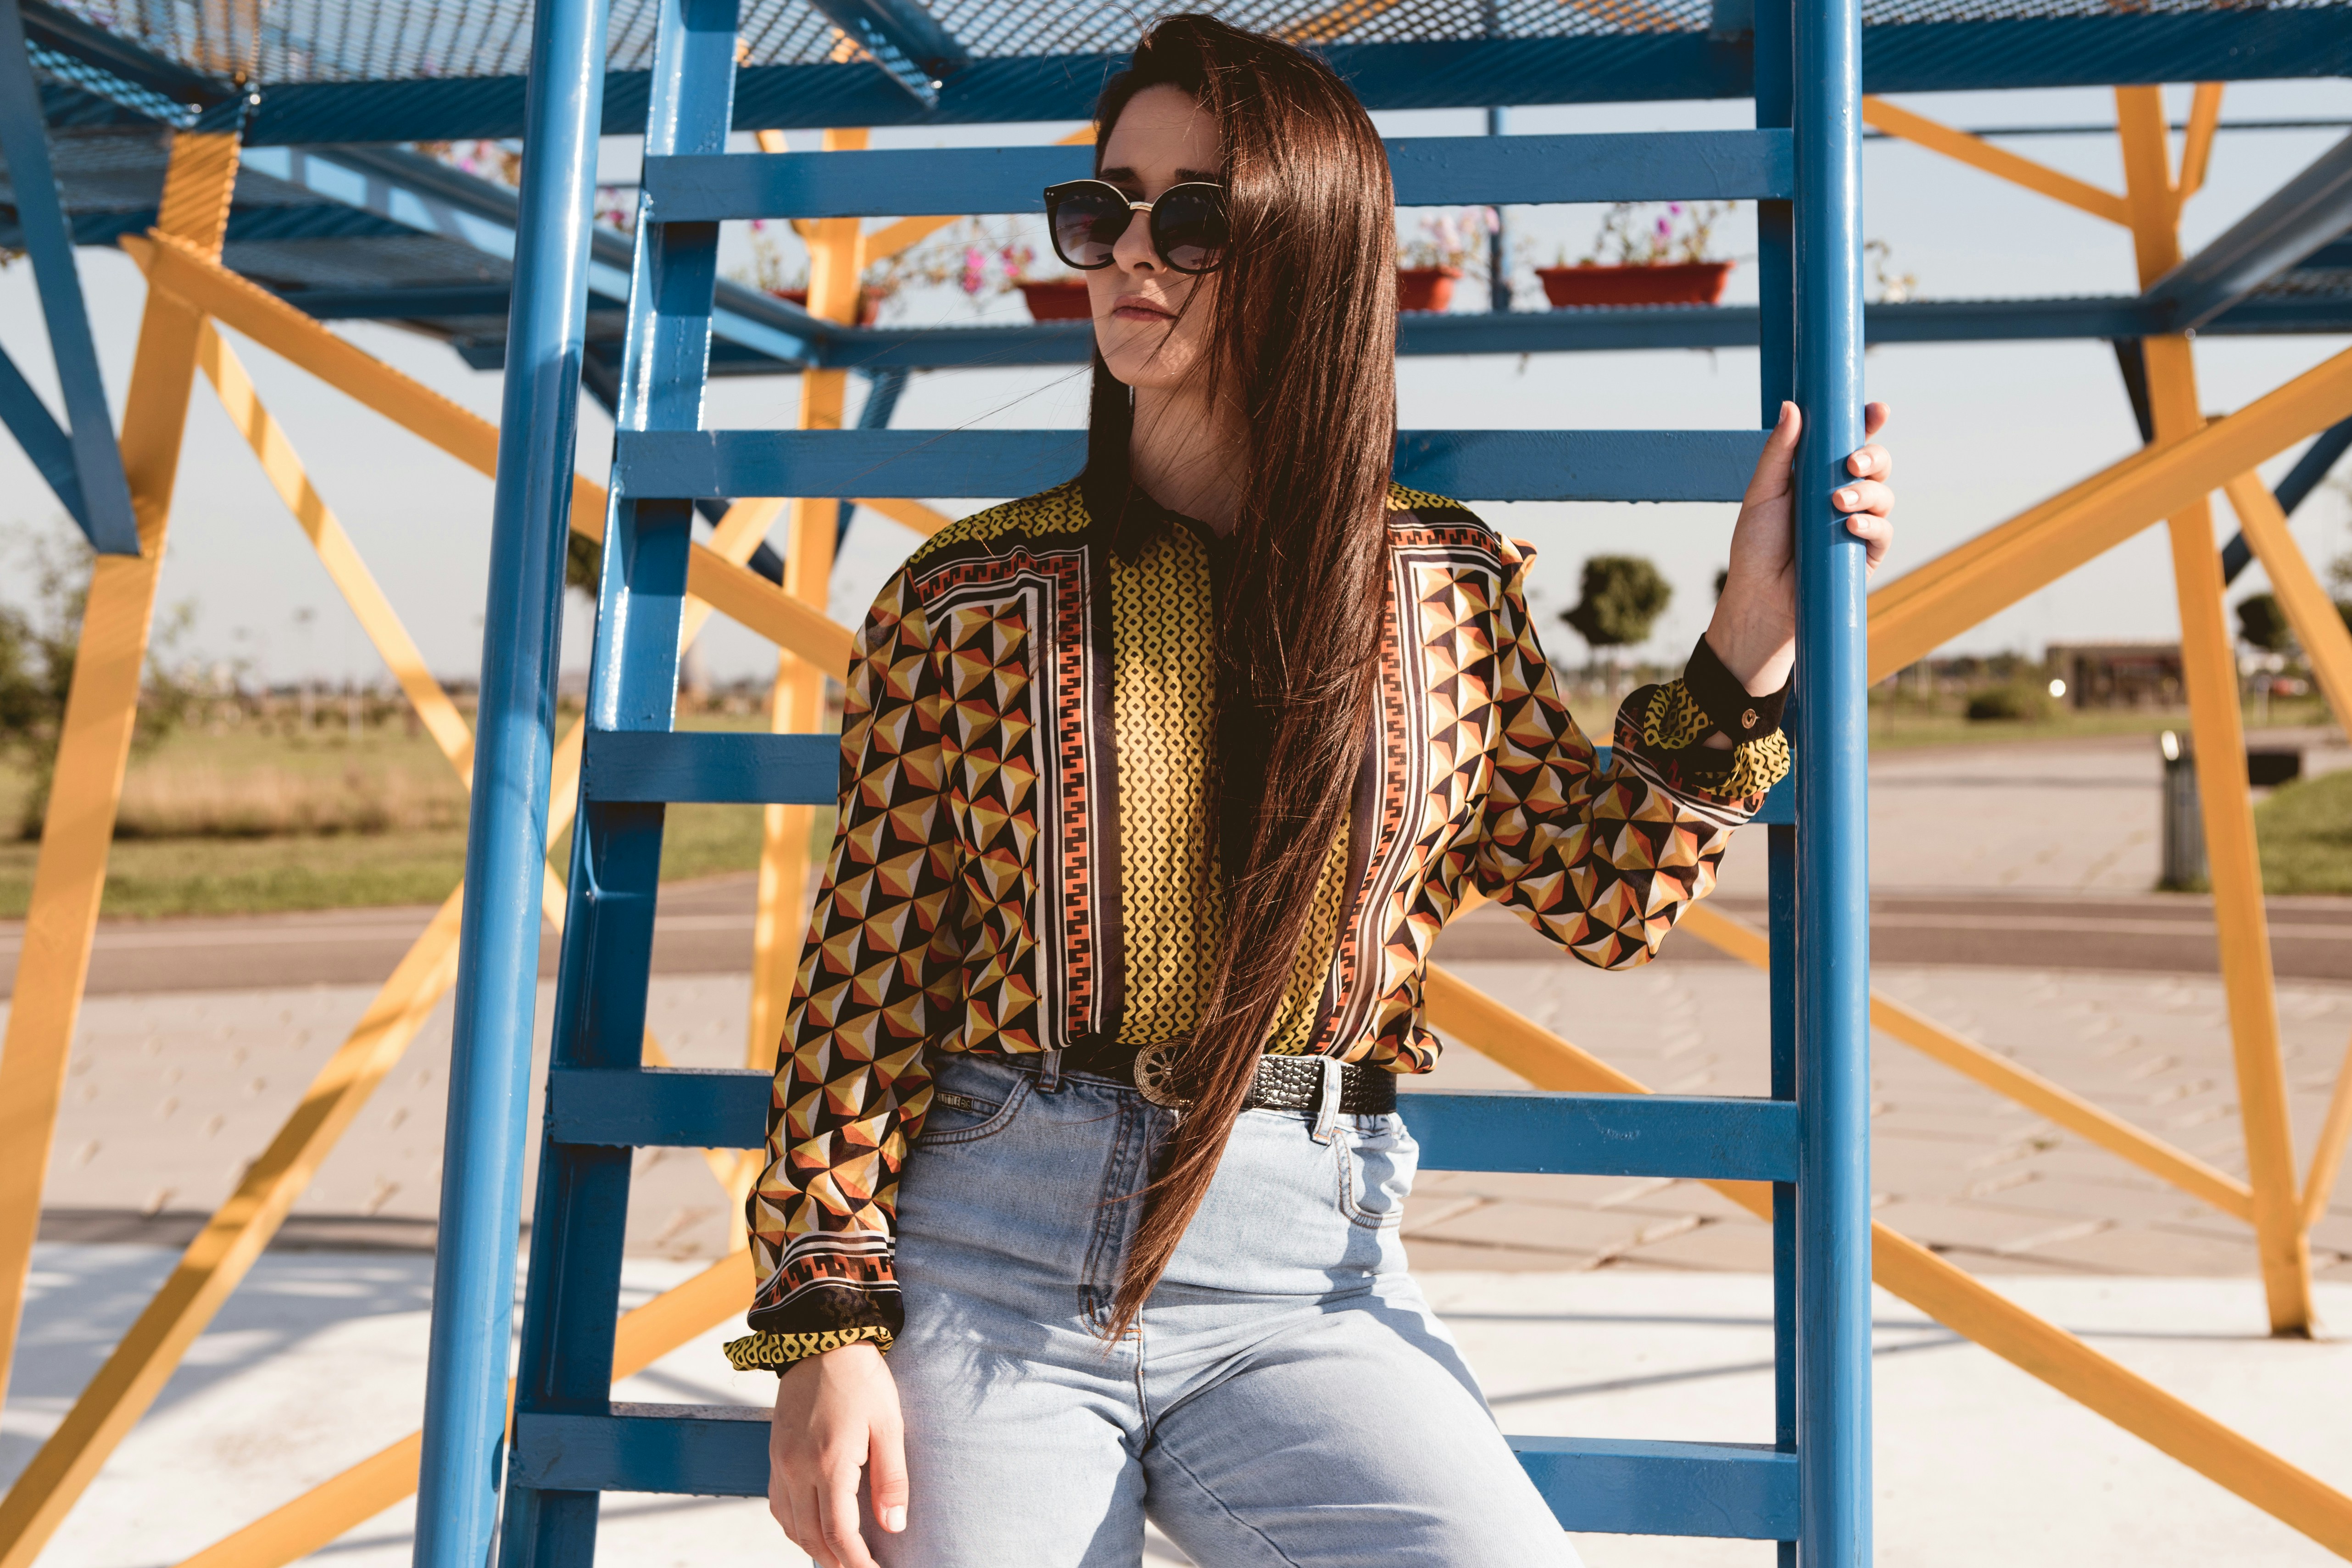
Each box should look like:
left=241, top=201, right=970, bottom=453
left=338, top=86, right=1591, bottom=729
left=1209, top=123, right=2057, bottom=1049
left=769, top=1342, right=908, bottom=1568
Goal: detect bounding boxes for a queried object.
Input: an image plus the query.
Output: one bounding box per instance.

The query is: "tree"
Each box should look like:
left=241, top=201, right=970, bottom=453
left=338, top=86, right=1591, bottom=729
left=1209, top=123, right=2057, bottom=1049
left=1562, top=554, right=1673, bottom=652
left=2235, top=591, right=2294, bottom=654
left=0, top=527, right=201, bottom=837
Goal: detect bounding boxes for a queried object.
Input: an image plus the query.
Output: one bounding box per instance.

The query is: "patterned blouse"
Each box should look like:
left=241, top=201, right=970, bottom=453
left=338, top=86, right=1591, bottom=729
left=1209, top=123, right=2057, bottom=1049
left=725, top=477, right=1789, bottom=1372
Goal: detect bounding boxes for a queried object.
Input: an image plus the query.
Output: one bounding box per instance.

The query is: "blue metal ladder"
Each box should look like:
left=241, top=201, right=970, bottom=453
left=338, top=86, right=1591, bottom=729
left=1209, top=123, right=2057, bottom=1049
left=413, top=0, right=1873, bottom=1559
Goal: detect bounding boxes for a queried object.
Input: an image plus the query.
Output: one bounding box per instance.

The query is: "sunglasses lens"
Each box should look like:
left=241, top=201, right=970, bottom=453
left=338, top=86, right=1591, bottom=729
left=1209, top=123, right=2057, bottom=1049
left=1049, top=187, right=1126, bottom=269
left=1153, top=186, right=1227, bottom=272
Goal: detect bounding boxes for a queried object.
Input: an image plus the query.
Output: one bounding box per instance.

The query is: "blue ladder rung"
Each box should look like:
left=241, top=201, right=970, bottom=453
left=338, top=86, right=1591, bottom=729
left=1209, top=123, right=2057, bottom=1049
left=640, top=130, right=1795, bottom=223
left=582, top=730, right=835, bottom=805
left=543, top=1068, right=1792, bottom=1183
left=1403, top=1089, right=1794, bottom=1183
left=1510, top=1436, right=1798, bottom=1540
left=611, top=428, right=1769, bottom=505
left=509, top=1406, right=1793, bottom=1539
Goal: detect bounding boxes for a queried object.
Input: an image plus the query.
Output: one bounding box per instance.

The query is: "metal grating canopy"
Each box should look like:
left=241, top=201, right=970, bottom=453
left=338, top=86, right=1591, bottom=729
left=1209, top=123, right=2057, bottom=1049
left=43, top=0, right=2347, bottom=87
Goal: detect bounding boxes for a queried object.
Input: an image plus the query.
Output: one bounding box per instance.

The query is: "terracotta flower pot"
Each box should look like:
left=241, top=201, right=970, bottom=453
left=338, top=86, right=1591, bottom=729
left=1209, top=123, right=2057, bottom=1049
left=1396, top=265, right=1462, bottom=313
left=772, top=287, right=884, bottom=326
left=1535, top=262, right=1732, bottom=308
left=1017, top=279, right=1094, bottom=320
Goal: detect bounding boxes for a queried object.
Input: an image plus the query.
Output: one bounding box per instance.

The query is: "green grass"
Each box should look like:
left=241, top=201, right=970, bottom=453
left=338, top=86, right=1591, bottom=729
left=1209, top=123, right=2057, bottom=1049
left=2254, top=768, right=2352, bottom=896
left=0, top=710, right=835, bottom=919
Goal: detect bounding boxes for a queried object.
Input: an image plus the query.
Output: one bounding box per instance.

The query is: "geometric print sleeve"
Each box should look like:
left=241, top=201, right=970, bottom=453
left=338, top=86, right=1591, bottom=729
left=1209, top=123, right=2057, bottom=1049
left=1471, top=540, right=1790, bottom=971
left=726, top=564, right=957, bottom=1373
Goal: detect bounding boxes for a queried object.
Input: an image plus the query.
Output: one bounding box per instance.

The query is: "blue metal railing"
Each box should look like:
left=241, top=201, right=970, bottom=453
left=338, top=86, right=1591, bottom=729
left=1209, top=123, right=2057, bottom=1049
left=417, top=0, right=1876, bottom=1557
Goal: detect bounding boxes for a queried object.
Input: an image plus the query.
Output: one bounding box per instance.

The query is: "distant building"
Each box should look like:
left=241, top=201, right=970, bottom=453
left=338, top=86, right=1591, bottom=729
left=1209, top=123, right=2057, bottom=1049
left=2044, top=641, right=2185, bottom=709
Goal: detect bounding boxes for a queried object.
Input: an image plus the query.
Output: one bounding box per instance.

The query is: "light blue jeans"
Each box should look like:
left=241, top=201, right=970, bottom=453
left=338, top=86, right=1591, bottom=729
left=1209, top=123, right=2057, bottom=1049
left=872, top=1050, right=1583, bottom=1568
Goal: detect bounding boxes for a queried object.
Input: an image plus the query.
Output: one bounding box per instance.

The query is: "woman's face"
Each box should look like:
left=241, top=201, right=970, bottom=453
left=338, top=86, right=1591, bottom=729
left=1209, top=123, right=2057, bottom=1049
left=1087, top=83, right=1221, bottom=393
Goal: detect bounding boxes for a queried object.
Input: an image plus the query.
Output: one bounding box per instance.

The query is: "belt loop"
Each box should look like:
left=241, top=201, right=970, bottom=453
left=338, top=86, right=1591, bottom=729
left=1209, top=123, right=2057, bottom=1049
left=1037, top=1046, right=1065, bottom=1094
left=1310, top=1055, right=1344, bottom=1145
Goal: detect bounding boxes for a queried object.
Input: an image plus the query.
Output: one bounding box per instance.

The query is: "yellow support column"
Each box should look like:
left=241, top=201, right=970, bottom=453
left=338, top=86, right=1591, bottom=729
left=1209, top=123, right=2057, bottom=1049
left=2117, top=85, right=2313, bottom=1336
left=0, top=130, right=242, bottom=1413
left=747, top=127, right=863, bottom=1077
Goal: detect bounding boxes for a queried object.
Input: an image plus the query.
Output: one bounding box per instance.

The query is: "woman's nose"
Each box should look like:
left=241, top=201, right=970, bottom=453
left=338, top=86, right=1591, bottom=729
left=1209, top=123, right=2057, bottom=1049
left=1112, top=210, right=1159, bottom=272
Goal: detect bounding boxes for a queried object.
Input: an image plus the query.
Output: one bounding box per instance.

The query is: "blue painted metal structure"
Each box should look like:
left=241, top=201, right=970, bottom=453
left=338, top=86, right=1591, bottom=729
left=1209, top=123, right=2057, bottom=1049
left=409, top=0, right=612, bottom=1558
left=449, top=0, right=1881, bottom=1555
left=0, top=0, right=138, bottom=551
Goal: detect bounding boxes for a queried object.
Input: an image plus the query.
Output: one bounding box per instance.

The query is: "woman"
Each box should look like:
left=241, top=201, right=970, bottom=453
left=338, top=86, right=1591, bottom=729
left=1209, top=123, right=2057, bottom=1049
left=730, top=16, right=1894, bottom=1567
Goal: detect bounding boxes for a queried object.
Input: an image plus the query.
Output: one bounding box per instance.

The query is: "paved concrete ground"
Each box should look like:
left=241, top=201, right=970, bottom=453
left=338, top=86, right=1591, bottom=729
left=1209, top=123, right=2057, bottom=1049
left=6, top=1246, right=2346, bottom=1567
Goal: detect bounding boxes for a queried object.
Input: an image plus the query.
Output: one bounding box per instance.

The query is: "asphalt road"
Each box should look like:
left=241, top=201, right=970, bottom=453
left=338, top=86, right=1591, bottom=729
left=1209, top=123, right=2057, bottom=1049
left=7, top=875, right=2352, bottom=996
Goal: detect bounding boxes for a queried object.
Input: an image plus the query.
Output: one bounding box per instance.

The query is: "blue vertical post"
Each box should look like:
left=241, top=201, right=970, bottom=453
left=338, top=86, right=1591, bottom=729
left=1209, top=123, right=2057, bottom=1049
left=0, top=0, right=139, bottom=554
left=412, top=0, right=610, bottom=1557
left=495, top=0, right=737, bottom=1557
left=1486, top=106, right=1511, bottom=312
left=1792, top=0, right=1871, bottom=1551
left=1753, top=0, right=1799, bottom=1556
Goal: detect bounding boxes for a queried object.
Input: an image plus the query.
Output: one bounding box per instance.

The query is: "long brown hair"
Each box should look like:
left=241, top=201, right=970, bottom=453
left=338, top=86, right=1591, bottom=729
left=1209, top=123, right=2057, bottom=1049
left=1087, top=15, right=1399, bottom=1338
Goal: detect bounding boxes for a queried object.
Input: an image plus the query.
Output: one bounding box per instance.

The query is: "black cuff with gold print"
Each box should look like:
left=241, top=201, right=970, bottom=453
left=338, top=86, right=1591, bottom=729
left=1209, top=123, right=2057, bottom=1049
left=1681, top=632, right=1787, bottom=744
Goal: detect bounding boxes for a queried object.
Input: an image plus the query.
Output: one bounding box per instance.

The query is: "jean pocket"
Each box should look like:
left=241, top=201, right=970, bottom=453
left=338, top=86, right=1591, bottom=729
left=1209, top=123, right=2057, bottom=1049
left=913, top=1057, right=1030, bottom=1146
left=1336, top=1114, right=1417, bottom=1229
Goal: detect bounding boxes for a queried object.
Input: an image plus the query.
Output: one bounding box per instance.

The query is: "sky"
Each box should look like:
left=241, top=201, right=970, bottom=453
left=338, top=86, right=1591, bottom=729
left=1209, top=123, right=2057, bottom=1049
left=0, top=78, right=2347, bottom=689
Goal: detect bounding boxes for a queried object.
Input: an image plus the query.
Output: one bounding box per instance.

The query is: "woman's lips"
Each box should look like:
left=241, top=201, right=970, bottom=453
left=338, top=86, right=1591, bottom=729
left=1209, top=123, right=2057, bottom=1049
left=1111, top=297, right=1175, bottom=322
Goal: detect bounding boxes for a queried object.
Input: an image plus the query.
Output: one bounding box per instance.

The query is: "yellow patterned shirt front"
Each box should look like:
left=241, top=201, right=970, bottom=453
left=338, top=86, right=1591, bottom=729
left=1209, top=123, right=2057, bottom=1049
left=726, top=478, right=1789, bottom=1372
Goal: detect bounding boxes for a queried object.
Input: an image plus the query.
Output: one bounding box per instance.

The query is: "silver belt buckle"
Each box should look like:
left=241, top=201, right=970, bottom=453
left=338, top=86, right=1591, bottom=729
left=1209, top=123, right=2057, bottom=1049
left=1132, top=1039, right=1195, bottom=1115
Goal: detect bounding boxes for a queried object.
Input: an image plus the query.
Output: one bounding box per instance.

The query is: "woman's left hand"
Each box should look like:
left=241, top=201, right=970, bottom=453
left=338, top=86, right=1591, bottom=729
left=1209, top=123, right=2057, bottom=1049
left=1704, top=399, right=1895, bottom=697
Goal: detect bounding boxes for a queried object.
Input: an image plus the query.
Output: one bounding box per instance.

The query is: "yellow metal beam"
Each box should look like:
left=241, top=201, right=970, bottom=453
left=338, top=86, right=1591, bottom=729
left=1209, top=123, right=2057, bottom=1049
left=2179, top=83, right=2224, bottom=206
left=1866, top=340, right=2352, bottom=681
left=1421, top=965, right=2352, bottom=1557
left=173, top=1250, right=753, bottom=1568
left=2307, top=1032, right=2352, bottom=1231
left=0, top=130, right=242, bottom=1426
left=1862, top=96, right=2131, bottom=226
left=2117, top=87, right=2314, bottom=1337
left=852, top=495, right=952, bottom=536
left=752, top=129, right=863, bottom=1082
left=1676, top=904, right=2256, bottom=1220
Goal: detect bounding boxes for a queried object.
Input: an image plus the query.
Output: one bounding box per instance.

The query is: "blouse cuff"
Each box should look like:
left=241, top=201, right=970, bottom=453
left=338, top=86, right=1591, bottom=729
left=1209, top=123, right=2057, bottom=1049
left=1681, top=632, right=1788, bottom=745
left=725, top=1322, right=894, bottom=1374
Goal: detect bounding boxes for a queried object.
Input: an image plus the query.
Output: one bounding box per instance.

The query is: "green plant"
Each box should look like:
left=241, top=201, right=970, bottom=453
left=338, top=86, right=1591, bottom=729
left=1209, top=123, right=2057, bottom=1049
left=1399, top=209, right=1497, bottom=272
left=0, top=526, right=206, bottom=837
left=1962, top=682, right=2054, bottom=722
left=1568, top=202, right=1733, bottom=268
left=1561, top=555, right=1673, bottom=651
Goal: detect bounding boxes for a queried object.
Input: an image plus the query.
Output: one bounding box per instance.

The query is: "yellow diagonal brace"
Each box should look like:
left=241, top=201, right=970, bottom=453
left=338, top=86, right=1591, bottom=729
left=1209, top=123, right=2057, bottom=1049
left=174, top=1250, right=753, bottom=1568
left=1421, top=965, right=2352, bottom=1557
left=128, top=231, right=856, bottom=674
left=2307, top=1032, right=2352, bottom=1231
left=2225, top=472, right=2352, bottom=738
left=2179, top=83, right=2224, bottom=206
left=195, top=325, right=475, bottom=769
left=1867, top=339, right=2352, bottom=681
left=1862, top=96, right=2131, bottom=225
left=1675, top=903, right=2256, bottom=1221
left=2118, top=88, right=2312, bottom=1337
left=0, top=129, right=243, bottom=1422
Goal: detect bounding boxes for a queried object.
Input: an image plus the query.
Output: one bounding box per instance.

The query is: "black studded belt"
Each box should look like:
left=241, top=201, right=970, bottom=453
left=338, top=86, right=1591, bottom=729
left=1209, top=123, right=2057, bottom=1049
left=1057, top=1038, right=1397, bottom=1117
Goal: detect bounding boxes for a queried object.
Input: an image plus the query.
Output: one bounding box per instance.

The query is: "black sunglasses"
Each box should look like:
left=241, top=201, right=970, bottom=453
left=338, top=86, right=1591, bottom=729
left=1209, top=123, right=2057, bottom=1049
left=1042, top=179, right=1228, bottom=275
